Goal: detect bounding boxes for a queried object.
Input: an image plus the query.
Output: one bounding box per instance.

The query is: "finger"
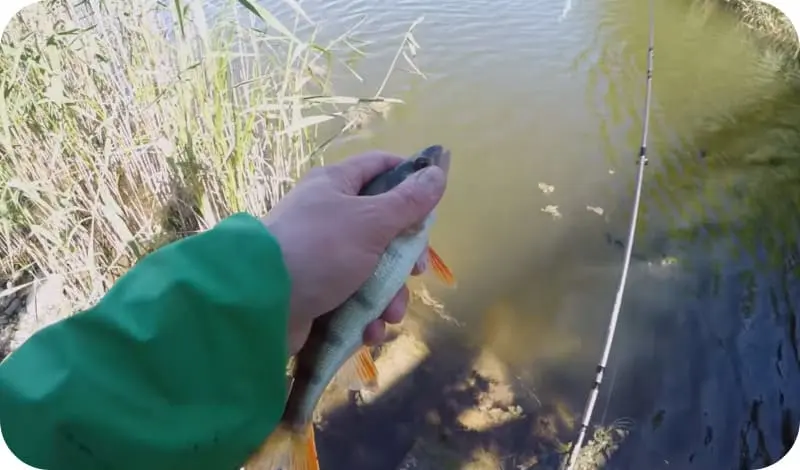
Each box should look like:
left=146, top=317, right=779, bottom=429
left=369, top=165, right=447, bottom=240
left=363, top=320, right=387, bottom=346
left=429, top=147, right=452, bottom=177
left=326, top=151, right=405, bottom=194
left=382, top=285, right=409, bottom=324
left=412, top=249, right=429, bottom=275
left=287, top=317, right=312, bottom=356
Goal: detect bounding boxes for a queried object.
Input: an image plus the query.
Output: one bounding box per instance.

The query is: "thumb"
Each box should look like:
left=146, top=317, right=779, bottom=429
left=370, top=165, right=447, bottom=238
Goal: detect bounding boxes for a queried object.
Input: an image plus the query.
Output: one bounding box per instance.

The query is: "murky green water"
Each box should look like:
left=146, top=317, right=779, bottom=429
left=229, top=0, right=800, bottom=468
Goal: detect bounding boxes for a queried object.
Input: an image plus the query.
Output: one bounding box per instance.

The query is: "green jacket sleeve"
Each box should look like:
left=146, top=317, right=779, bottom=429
left=0, top=212, right=291, bottom=470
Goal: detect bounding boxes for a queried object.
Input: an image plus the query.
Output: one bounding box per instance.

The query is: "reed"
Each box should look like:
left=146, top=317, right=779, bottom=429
left=0, top=0, right=423, bottom=312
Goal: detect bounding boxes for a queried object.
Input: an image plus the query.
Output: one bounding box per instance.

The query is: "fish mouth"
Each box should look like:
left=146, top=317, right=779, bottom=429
left=358, top=145, right=452, bottom=197
left=415, top=145, right=451, bottom=176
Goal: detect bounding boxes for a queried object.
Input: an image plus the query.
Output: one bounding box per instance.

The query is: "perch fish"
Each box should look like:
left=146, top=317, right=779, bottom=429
left=244, top=145, right=456, bottom=470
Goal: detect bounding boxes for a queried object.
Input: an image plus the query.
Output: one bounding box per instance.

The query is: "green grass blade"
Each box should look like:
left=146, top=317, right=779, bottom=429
left=236, top=0, right=301, bottom=44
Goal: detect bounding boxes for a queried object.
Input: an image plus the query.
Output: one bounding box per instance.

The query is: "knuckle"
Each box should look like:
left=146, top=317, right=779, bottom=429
left=320, top=164, right=356, bottom=190
left=305, top=166, right=330, bottom=180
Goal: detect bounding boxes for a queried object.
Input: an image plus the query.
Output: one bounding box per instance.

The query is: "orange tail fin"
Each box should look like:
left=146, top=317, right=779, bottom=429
left=334, top=345, right=379, bottom=391
left=244, top=423, right=319, bottom=470
left=427, top=246, right=457, bottom=287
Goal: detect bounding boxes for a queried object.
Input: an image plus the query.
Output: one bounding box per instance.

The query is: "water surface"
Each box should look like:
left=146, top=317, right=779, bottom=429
left=232, top=0, right=800, bottom=468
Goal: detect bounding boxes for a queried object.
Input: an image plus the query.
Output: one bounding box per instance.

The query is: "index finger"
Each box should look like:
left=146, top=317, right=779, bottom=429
left=411, top=250, right=428, bottom=275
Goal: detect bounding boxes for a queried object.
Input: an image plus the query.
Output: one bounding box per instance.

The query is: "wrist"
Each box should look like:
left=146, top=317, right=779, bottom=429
left=259, top=215, right=308, bottom=354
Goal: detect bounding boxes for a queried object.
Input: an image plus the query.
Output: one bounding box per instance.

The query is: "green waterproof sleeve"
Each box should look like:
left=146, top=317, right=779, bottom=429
left=0, top=212, right=291, bottom=470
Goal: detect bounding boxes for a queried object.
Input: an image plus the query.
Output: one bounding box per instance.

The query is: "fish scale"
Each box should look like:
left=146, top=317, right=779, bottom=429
left=287, top=212, right=435, bottom=426
left=244, top=145, right=454, bottom=470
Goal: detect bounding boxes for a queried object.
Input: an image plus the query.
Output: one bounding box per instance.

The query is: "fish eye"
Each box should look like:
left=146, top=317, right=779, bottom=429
left=413, top=157, right=432, bottom=171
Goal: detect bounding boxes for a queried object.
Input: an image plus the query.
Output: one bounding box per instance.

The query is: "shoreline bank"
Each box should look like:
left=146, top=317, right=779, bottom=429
left=716, top=0, right=797, bottom=48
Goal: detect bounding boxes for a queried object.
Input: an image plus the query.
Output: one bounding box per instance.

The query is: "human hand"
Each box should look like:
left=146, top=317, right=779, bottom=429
left=260, top=151, right=448, bottom=355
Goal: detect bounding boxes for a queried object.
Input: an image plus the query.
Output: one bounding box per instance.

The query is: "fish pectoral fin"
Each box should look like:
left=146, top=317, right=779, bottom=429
left=335, top=346, right=379, bottom=392
left=428, top=246, right=457, bottom=287
left=244, top=423, right=319, bottom=470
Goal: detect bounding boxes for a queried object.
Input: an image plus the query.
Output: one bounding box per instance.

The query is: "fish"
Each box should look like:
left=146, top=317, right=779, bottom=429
left=243, top=145, right=456, bottom=470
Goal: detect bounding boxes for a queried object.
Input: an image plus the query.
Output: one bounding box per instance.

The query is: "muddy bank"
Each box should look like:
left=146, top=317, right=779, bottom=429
left=0, top=276, right=67, bottom=362
left=0, top=285, right=26, bottom=361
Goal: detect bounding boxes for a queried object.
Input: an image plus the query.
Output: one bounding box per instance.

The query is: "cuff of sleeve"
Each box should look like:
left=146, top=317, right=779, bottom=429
left=0, top=212, right=293, bottom=470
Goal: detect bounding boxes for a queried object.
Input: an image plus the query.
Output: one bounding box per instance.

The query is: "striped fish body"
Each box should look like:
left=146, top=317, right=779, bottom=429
left=281, top=208, right=435, bottom=427
left=280, top=146, right=445, bottom=428
left=244, top=146, right=453, bottom=470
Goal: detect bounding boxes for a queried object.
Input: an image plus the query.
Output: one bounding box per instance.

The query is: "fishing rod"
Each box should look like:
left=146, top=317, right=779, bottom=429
left=561, top=0, right=655, bottom=468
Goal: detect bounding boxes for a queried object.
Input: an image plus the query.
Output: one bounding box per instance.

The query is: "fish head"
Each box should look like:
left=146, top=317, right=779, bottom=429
left=358, top=145, right=451, bottom=196
left=359, top=145, right=451, bottom=237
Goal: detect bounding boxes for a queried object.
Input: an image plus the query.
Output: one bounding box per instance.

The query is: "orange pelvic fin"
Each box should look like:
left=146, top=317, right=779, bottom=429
left=427, top=246, right=457, bottom=287
left=334, top=345, right=379, bottom=391
left=244, top=423, right=319, bottom=470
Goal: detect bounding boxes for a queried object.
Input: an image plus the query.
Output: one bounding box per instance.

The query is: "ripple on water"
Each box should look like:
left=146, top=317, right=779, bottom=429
left=205, top=0, right=800, bottom=467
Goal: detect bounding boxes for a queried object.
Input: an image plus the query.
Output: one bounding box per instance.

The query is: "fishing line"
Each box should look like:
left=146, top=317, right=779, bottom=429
left=561, top=0, right=655, bottom=467
left=598, top=354, right=619, bottom=426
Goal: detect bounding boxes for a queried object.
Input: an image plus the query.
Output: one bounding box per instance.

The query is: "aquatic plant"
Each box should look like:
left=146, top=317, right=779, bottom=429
left=716, top=0, right=798, bottom=47
left=0, top=0, right=423, bottom=312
